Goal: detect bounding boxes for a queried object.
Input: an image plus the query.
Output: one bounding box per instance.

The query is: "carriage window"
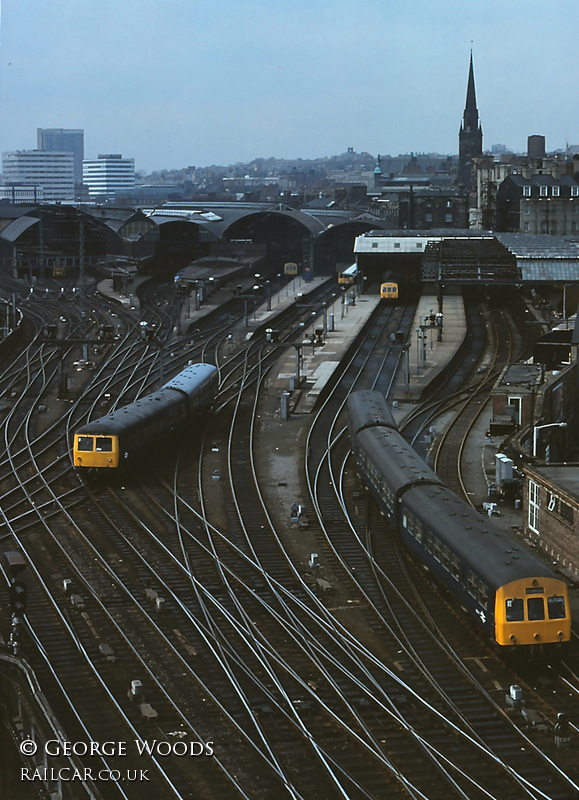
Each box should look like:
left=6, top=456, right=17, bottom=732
left=547, top=595, right=566, bottom=620
left=441, top=546, right=450, bottom=571
left=506, top=598, right=524, bottom=621
left=77, top=436, right=94, bottom=451
left=432, top=539, right=442, bottom=562
left=527, top=597, right=545, bottom=621
left=478, top=583, right=489, bottom=609
left=450, top=554, right=460, bottom=581
left=467, top=571, right=477, bottom=599
left=95, top=437, right=113, bottom=452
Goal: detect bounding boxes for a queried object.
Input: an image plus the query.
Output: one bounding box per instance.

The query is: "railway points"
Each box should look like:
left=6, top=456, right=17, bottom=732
left=3, top=265, right=578, bottom=796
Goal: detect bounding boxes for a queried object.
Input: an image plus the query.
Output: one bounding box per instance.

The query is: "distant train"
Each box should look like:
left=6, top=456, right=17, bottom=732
left=338, top=264, right=358, bottom=286
left=380, top=281, right=399, bottom=300
left=73, top=364, right=218, bottom=473
left=347, top=390, right=571, bottom=651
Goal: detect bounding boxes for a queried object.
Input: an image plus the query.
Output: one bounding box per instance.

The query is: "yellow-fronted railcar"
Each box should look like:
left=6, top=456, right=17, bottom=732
left=495, top=577, right=570, bottom=647
left=347, top=390, right=572, bottom=655
left=380, top=281, right=399, bottom=300
left=73, top=364, right=218, bottom=474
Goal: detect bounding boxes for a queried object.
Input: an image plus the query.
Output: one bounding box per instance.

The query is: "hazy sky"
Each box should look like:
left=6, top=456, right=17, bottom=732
left=0, top=0, right=577, bottom=173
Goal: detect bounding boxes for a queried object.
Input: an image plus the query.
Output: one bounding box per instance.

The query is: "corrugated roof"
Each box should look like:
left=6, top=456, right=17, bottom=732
left=496, top=233, right=579, bottom=258
left=520, top=260, right=579, bottom=281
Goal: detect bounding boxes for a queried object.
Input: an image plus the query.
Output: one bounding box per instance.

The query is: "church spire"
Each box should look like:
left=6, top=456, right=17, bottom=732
left=462, top=51, right=480, bottom=134
left=457, top=51, right=483, bottom=190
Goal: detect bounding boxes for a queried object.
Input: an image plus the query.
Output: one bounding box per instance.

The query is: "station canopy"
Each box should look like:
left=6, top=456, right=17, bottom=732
left=354, top=230, right=579, bottom=285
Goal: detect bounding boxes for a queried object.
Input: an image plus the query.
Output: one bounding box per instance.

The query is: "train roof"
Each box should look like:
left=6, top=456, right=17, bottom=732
left=403, top=484, right=558, bottom=589
left=162, top=363, right=218, bottom=395
left=347, top=391, right=396, bottom=436
left=356, top=427, right=441, bottom=495
left=75, top=364, right=218, bottom=438
left=76, top=389, right=182, bottom=436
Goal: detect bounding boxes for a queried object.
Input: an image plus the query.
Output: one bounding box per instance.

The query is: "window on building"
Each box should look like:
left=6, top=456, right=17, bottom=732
left=507, top=396, right=521, bottom=425
left=540, top=185, right=548, bottom=197
left=523, top=185, right=531, bottom=196
left=372, top=242, right=378, bottom=248
left=529, top=480, right=540, bottom=533
left=571, top=185, right=579, bottom=197
left=445, top=213, right=452, bottom=223
left=524, top=222, right=530, bottom=232
left=552, top=186, right=560, bottom=197
left=424, top=213, right=433, bottom=223
left=394, top=242, right=401, bottom=248
left=446, top=200, right=452, bottom=208
left=560, top=500, right=574, bottom=524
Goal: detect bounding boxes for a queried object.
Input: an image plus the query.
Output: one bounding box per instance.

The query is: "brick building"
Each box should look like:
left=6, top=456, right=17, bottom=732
left=523, top=465, right=579, bottom=578
left=490, top=364, right=543, bottom=435
left=496, top=173, right=579, bottom=234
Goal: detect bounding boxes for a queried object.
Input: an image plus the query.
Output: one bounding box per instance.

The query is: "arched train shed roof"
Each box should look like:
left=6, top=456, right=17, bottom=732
left=142, top=202, right=379, bottom=241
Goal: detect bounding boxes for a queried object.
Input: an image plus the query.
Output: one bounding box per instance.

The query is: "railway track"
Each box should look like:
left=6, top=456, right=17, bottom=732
left=1, top=278, right=578, bottom=799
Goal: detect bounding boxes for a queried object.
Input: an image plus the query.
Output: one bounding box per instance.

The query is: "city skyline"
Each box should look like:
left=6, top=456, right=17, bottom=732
left=0, top=0, right=577, bottom=173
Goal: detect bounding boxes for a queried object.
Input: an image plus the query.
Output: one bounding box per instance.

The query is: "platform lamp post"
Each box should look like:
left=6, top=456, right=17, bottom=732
left=416, top=328, right=421, bottom=375
left=533, top=422, right=567, bottom=458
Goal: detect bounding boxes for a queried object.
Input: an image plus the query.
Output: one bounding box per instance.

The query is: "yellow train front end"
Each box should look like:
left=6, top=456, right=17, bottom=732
left=495, top=577, right=571, bottom=647
left=73, top=434, right=120, bottom=470
left=380, top=282, right=399, bottom=300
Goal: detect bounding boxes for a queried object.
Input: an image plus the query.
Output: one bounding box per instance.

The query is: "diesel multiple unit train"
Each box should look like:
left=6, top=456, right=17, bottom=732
left=73, top=363, right=218, bottom=472
left=347, top=390, right=571, bottom=651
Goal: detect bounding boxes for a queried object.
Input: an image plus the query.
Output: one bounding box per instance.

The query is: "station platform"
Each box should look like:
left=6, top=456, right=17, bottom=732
left=97, top=273, right=502, bottom=515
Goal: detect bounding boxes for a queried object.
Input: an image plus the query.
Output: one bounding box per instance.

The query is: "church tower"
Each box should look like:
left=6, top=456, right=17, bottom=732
left=457, top=52, right=482, bottom=190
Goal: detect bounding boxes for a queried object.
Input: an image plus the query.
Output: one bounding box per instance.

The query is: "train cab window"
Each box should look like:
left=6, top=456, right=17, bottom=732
left=506, top=598, right=524, bottom=621
left=527, top=597, right=545, bottom=621
left=77, top=436, right=94, bottom=451
left=547, top=595, right=566, bottom=620
left=95, top=437, right=113, bottom=452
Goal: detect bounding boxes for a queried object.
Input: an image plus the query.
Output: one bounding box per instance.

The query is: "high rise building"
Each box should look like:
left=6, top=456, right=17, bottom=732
left=37, top=128, right=84, bottom=188
left=527, top=135, right=546, bottom=159
left=82, top=154, right=136, bottom=201
left=1, top=150, right=75, bottom=202
left=457, top=53, right=483, bottom=191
